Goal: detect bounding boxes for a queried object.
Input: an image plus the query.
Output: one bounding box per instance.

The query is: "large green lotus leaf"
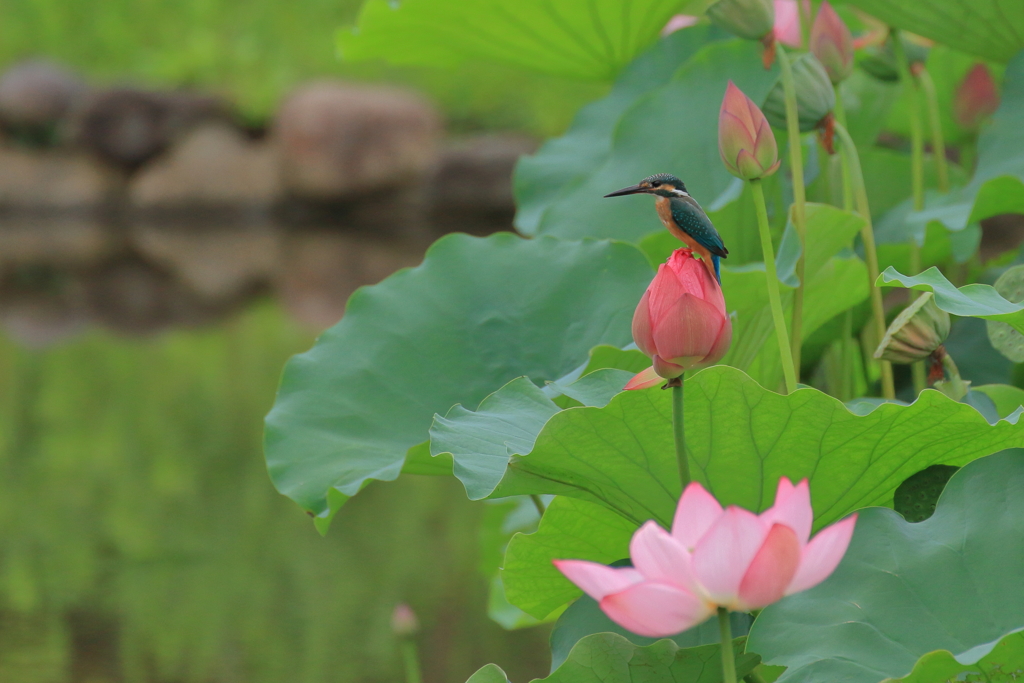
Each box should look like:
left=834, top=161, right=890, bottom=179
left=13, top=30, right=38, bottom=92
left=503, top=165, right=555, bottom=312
left=550, top=596, right=753, bottom=671
left=974, top=384, right=1024, bottom=418
left=503, top=497, right=634, bottom=619
left=543, top=633, right=758, bottom=683
left=515, top=24, right=730, bottom=235
left=905, top=51, right=1024, bottom=233
left=748, top=449, right=1024, bottom=683
left=889, top=631, right=1024, bottom=683
left=336, top=0, right=713, bottom=81
left=466, top=663, right=510, bottom=683
left=264, top=233, right=652, bottom=518
left=492, top=366, right=1024, bottom=530
left=878, top=266, right=1024, bottom=335
left=526, top=40, right=779, bottom=242
left=842, top=0, right=1024, bottom=62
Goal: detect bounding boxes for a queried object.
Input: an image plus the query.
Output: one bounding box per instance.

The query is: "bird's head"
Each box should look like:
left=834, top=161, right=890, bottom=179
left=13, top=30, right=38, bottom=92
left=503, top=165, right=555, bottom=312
left=604, top=173, right=688, bottom=199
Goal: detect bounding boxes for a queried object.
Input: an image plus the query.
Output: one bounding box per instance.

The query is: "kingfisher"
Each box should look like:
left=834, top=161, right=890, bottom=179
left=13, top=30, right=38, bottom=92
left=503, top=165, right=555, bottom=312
left=605, top=174, right=728, bottom=284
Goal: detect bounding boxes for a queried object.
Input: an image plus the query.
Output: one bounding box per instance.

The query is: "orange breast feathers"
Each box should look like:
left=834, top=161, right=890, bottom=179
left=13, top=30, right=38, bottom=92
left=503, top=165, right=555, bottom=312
left=655, top=196, right=716, bottom=278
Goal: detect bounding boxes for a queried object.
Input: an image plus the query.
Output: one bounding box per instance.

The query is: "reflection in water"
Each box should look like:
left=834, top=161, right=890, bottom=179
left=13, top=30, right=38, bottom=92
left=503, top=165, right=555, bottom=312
left=0, top=222, right=548, bottom=681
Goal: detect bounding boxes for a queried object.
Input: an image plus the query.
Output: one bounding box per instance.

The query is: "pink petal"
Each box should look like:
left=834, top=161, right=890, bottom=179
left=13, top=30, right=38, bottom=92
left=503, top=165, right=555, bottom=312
left=662, top=14, right=699, bottom=36
left=721, top=82, right=758, bottom=139
left=737, top=523, right=802, bottom=609
left=736, top=149, right=766, bottom=180
left=553, top=560, right=643, bottom=601
left=630, top=521, right=699, bottom=590
left=694, top=314, right=732, bottom=369
left=761, top=478, right=813, bottom=545
left=786, top=514, right=857, bottom=595
left=773, top=0, right=803, bottom=47
left=632, top=290, right=657, bottom=358
left=601, top=581, right=713, bottom=638
left=624, top=366, right=662, bottom=391
left=647, top=262, right=690, bottom=325
left=653, top=355, right=686, bottom=379
left=691, top=507, right=769, bottom=605
left=672, top=482, right=723, bottom=550
left=652, top=294, right=725, bottom=367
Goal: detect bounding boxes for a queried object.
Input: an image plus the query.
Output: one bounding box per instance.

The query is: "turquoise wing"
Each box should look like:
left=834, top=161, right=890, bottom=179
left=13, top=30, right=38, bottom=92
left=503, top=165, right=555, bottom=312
left=670, top=197, right=728, bottom=257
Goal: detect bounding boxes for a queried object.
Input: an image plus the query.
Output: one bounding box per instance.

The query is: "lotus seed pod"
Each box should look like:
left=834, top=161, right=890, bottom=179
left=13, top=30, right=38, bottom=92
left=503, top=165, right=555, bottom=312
left=874, top=292, right=951, bottom=364
left=859, top=35, right=930, bottom=82
left=893, top=465, right=959, bottom=523
left=987, top=265, right=1024, bottom=362
left=762, top=53, right=836, bottom=133
left=706, top=0, right=775, bottom=41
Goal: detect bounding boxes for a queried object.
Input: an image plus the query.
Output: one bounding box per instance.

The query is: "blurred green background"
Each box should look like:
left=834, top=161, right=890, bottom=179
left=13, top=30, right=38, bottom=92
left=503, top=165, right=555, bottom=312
left=0, top=0, right=604, bottom=135
left=0, top=304, right=550, bottom=682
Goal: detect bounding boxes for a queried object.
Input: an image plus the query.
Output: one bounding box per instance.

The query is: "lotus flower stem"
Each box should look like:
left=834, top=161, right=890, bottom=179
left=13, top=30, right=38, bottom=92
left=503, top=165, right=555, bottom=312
left=669, top=378, right=690, bottom=490
left=834, top=91, right=853, bottom=211
left=744, top=673, right=768, bottom=683
left=776, top=45, right=807, bottom=380
left=749, top=178, right=799, bottom=394
left=833, top=120, right=896, bottom=399
left=718, top=607, right=738, bottom=683
left=940, top=350, right=966, bottom=397
left=400, top=640, right=422, bottom=683
left=892, top=28, right=928, bottom=395
left=917, top=67, right=950, bottom=193
left=530, top=494, right=546, bottom=516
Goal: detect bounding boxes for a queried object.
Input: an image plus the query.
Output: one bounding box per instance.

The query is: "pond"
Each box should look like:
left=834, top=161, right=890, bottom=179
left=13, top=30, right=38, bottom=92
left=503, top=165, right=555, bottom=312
left=0, top=214, right=550, bottom=683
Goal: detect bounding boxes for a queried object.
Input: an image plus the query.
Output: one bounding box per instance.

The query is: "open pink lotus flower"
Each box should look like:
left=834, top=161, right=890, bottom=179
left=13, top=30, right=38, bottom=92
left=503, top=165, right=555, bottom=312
left=554, top=479, right=856, bottom=638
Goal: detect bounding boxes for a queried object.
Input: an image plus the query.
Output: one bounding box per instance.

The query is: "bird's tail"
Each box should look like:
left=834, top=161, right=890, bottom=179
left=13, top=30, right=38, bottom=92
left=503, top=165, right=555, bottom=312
left=712, top=255, right=721, bottom=285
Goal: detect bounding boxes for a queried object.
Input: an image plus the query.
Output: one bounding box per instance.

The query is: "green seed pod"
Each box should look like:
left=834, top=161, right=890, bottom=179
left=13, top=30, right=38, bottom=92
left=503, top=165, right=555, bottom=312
left=858, top=35, right=930, bottom=82
left=893, top=464, right=959, bottom=523
left=874, top=292, right=951, bottom=364
left=706, top=0, right=774, bottom=41
left=987, top=265, right=1024, bottom=362
left=762, top=53, right=836, bottom=133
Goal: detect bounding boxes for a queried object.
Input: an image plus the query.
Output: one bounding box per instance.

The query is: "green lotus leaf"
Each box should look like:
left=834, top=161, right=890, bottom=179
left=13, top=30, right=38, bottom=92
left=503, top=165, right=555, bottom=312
left=466, top=663, right=511, bottom=683
left=842, top=0, right=1024, bottom=62
left=519, top=39, right=779, bottom=242
left=336, top=0, right=713, bottom=81
left=878, top=266, right=1024, bottom=335
left=264, top=233, right=652, bottom=521
left=748, top=449, right=1024, bottom=683
left=974, top=384, right=1024, bottom=418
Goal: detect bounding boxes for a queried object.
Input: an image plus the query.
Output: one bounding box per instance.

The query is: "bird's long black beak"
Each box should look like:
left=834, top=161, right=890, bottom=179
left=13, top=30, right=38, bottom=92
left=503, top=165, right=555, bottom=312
left=604, top=184, right=646, bottom=198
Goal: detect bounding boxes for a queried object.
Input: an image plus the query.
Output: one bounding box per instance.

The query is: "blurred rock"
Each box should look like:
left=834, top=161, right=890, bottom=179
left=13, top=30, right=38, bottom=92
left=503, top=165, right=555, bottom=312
left=276, top=230, right=423, bottom=329
left=0, top=147, right=119, bottom=210
left=274, top=81, right=440, bottom=200
left=132, top=223, right=280, bottom=299
left=0, top=215, right=114, bottom=266
left=0, top=265, right=90, bottom=347
left=71, top=88, right=225, bottom=171
left=130, top=122, right=282, bottom=208
left=0, top=60, right=87, bottom=138
left=430, top=134, right=536, bottom=211
left=83, top=258, right=226, bottom=335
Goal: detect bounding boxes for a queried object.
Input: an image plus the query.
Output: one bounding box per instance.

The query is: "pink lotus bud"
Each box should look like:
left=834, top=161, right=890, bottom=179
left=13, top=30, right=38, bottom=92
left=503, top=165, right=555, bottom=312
left=661, top=15, right=700, bottom=37
left=628, top=248, right=732, bottom=383
left=391, top=603, right=419, bottom=636
left=719, top=81, right=781, bottom=180
left=811, top=2, right=854, bottom=83
left=954, top=63, right=1000, bottom=131
left=773, top=0, right=806, bottom=48
left=554, top=479, right=857, bottom=637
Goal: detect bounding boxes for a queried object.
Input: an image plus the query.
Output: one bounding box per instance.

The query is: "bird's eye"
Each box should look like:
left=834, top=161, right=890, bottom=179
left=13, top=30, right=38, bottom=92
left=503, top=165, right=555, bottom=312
left=651, top=182, right=660, bottom=188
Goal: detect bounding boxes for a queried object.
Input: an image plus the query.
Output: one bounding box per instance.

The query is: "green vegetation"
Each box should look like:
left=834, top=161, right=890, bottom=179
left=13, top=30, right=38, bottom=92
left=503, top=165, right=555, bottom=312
left=0, top=304, right=548, bottom=682
left=0, top=0, right=605, bottom=133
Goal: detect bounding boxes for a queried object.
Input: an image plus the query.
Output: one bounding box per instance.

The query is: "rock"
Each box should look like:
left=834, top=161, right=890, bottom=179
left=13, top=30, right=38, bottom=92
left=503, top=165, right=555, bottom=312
left=132, top=222, right=280, bottom=299
left=0, top=60, right=87, bottom=133
left=430, top=134, right=537, bottom=211
left=273, top=81, right=440, bottom=200
left=0, top=148, right=118, bottom=209
left=130, top=122, right=282, bottom=207
left=0, top=215, right=114, bottom=266
left=83, top=258, right=227, bottom=335
left=276, top=230, right=423, bottom=329
left=71, top=88, right=225, bottom=171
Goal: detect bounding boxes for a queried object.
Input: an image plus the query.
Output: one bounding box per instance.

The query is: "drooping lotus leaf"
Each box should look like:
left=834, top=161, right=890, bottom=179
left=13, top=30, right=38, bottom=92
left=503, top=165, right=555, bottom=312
left=336, top=0, right=712, bottom=81
left=842, top=0, right=1024, bottom=62
left=878, top=266, right=1024, bottom=335
left=987, top=265, right=1024, bottom=362
left=518, top=39, right=780, bottom=242
left=748, top=449, right=1024, bottom=683
left=264, top=233, right=652, bottom=521
left=515, top=24, right=731, bottom=235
